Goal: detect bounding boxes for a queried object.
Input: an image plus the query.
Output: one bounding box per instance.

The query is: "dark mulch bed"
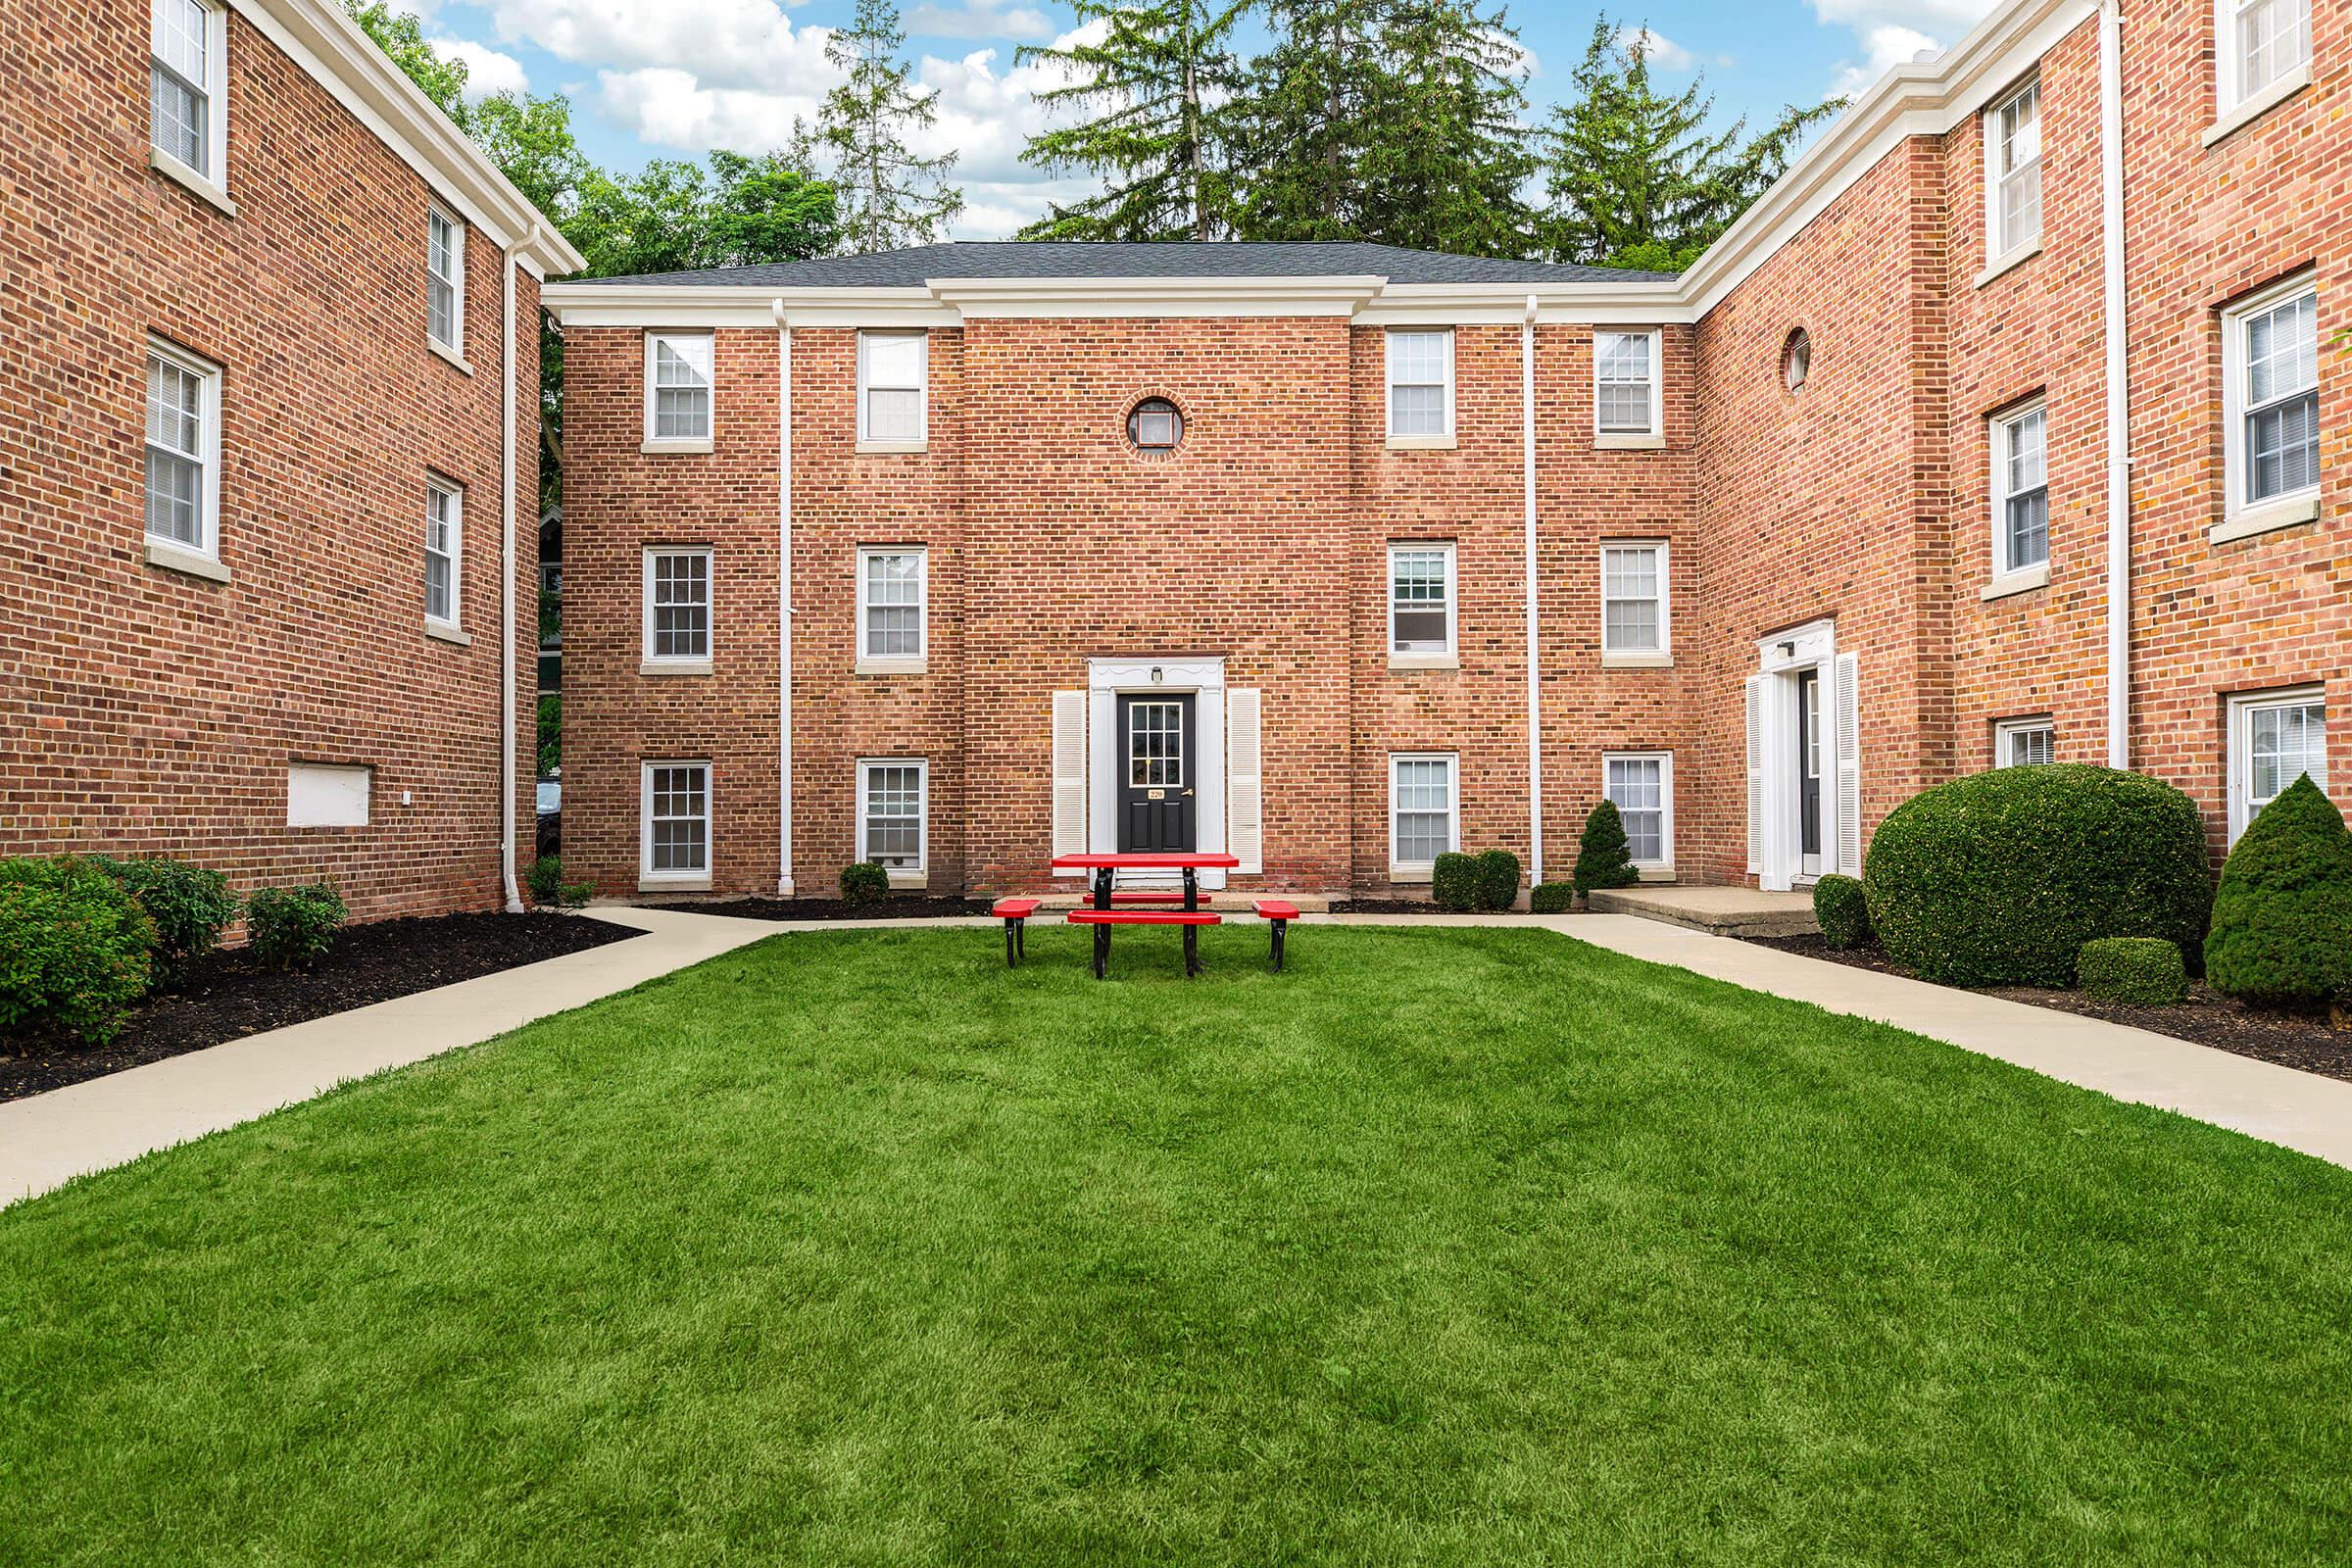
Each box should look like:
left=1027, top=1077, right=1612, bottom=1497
left=0, top=912, right=640, bottom=1104
left=1326, top=899, right=1467, bottom=914
left=1746, top=933, right=2352, bottom=1085
left=650, top=896, right=996, bottom=921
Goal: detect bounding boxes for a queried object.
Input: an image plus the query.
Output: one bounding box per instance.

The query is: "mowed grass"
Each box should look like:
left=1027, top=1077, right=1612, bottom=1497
left=4, top=925, right=2351, bottom=1566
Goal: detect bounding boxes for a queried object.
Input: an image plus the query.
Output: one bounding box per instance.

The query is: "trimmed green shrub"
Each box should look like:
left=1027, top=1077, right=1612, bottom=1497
left=1813, top=874, right=1871, bottom=950
left=839, top=860, right=891, bottom=907
left=91, top=857, right=238, bottom=981
left=1431, top=852, right=1482, bottom=911
left=1572, top=802, right=1639, bottom=896
left=2204, top=775, right=2352, bottom=1007
left=2078, top=937, right=2188, bottom=1006
left=245, top=883, right=347, bottom=971
left=1529, top=880, right=1575, bottom=914
left=0, top=858, right=156, bottom=1043
left=1863, top=764, right=2210, bottom=988
left=525, top=855, right=593, bottom=909
left=1475, top=849, right=1522, bottom=911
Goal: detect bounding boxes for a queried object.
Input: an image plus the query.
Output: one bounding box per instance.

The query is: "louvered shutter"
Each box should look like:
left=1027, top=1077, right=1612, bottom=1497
left=1744, top=675, right=1766, bottom=874
left=1052, top=690, right=1088, bottom=865
left=1834, top=654, right=1862, bottom=876
left=1226, top=689, right=1263, bottom=874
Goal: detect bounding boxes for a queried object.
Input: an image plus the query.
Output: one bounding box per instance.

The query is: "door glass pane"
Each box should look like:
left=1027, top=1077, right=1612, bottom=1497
left=1128, top=703, right=1184, bottom=788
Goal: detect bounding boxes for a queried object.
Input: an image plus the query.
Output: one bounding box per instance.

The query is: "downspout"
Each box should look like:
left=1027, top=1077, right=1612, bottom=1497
left=772, top=300, right=796, bottom=896
left=499, top=228, right=527, bottom=912
left=1522, top=293, right=1544, bottom=887
left=2100, top=0, right=2132, bottom=768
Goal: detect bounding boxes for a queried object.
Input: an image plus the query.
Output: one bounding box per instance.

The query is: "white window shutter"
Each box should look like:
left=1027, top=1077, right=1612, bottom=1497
left=1834, top=653, right=1862, bottom=876
left=1227, top=688, right=1263, bottom=874
left=1051, top=690, right=1088, bottom=864
left=1744, top=675, right=1766, bottom=874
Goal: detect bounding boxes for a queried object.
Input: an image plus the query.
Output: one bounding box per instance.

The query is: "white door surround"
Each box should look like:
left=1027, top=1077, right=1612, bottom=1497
left=1749, top=619, right=1850, bottom=892
left=1086, top=657, right=1227, bottom=889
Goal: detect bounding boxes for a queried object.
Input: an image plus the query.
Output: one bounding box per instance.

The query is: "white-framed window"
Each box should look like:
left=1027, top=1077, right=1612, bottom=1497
left=427, top=206, right=465, bottom=356
left=857, top=759, right=929, bottom=882
left=1389, top=753, right=1459, bottom=879
left=1995, top=716, right=2056, bottom=766
left=642, top=547, right=711, bottom=666
left=1593, top=329, right=1661, bottom=439
left=1388, top=542, right=1455, bottom=661
left=1603, top=752, right=1674, bottom=870
left=858, top=330, right=928, bottom=447
left=1991, top=400, right=2049, bottom=575
left=144, top=337, right=221, bottom=559
left=2219, top=0, right=2311, bottom=113
left=150, top=0, right=226, bottom=185
left=2223, top=276, right=2320, bottom=516
left=643, top=332, right=712, bottom=446
left=1985, top=75, right=2042, bottom=261
left=640, top=760, right=710, bottom=883
left=857, top=546, right=927, bottom=668
left=2229, top=687, right=2328, bottom=842
left=424, top=475, right=462, bottom=628
left=1599, top=540, right=1669, bottom=660
left=1386, top=329, right=1454, bottom=442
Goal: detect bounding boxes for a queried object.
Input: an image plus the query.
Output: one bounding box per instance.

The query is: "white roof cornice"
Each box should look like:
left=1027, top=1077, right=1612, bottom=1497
left=928, top=273, right=1388, bottom=318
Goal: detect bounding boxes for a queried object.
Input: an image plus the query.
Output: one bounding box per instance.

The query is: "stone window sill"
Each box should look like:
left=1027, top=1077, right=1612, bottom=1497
left=1974, top=240, right=2041, bottom=289
left=856, top=657, right=928, bottom=676
left=1389, top=864, right=1435, bottom=885
left=425, top=620, right=471, bottom=646
left=885, top=868, right=927, bottom=889
left=640, top=659, right=713, bottom=676
left=2203, top=64, right=2311, bottom=148
left=1636, top=864, right=1676, bottom=883
left=641, top=438, right=713, bottom=456
left=429, top=338, right=473, bottom=376
left=1388, top=652, right=1458, bottom=671
left=638, top=876, right=711, bottom=894
left=1981, top=563, right=2049, bottom=601
left=144, top=539, right=231, bottom=583
left=1601, top=651, right=1673, bottom=669
left=1385, top=434, right=1455, bottom=452
left=150, top=147, right=235, bottom=217
left=857, top=440, right=928, bottom=456
left=2211, top=493, right=2320, bottom=545
left=1593, top=432, right=1665, bottom=451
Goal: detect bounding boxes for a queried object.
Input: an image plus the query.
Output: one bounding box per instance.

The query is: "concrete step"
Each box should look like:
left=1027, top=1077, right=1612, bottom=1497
left=1586, top=885, right=1820, bottom=937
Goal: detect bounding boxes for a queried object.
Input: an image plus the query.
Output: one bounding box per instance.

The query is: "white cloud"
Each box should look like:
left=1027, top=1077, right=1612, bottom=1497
left=472, top=0, right=837, bottom=94
left=906, top=0, right=1054, bottom=43
left=596, top=67, right=827, bottom=150
left=1811, top=0, right=1997, bottom=96
left=429, top=34, right=529, bottom=99
left=1827, top=23, right=1945, bottom=97
left=1615, top=26, right=1694, bottom=73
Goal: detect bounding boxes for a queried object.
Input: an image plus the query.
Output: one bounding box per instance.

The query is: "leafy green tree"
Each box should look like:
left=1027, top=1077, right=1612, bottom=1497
left=568, top=155, right=841, bottom=278
left=817, top=0, right=962, bottom=251
left=1017, top=0, right=1250, bottom=241
left=1544, top=19, right=1840, bottom=271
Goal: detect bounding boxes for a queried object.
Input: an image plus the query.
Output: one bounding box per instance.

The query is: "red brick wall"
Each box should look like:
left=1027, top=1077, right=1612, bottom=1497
left=0, top=1, right=539, bottom=918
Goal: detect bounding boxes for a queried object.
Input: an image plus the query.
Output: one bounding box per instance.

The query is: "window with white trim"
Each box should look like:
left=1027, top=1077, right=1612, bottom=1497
left=2221, top=0, right=2311, bottom=112
left=642, top=547, right=711, bottom=664
left=1995, top=716, right=2055, bottom=766
left=145, top=339, right=220, bottom=558
left=644, top=332, right=712, bottom=444
left=857, top=547, right=926, bottom=665
left=424, top=476, right=462, bottom=627
left=1604, top=752, right=1674, bottom=869
left=1593, top=330, right=1660, bottom=438
left=1986, top=75, right=2041, bottom=261
left=1388, top=543, right=1454, bottom=659
left=1992, top=401, right=2049, bottom=574
left=641, top=760, right=710, bottom=882
left=2224, top=278, right=2319, bottom=514
left=427, top=207, right=464, bottom=355
left=1600, top=541, right=1669, bottom=659
left=150, top=0, right=225, bottom=183
left=1389, top=753, right=1458, bottom=878
left=1386, top=329, right=1453, bottom=440
left=2229, top=688, right=2327, bottom=842
left=858, top=330, right=927, bottom=446
left=857, top=759, right=928, bottom=879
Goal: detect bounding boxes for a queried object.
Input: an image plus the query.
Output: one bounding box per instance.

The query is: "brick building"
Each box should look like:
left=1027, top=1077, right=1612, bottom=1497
left=1, top=0, right=579, bottom=916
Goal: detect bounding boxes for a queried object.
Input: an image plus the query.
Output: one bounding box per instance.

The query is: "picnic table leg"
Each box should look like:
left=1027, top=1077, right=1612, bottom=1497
left=1094, top=868, right=1112, bottom=911
left=1015, top=918, right=1026, bottom=961
left=1004, top=917, right=1018, bottom=967
left=1092, top=920, right=1109, bottom=980
left=1183, top=921, right=1200, bottom=977
left=1270, top=917, right=1286, bottom=974
left=1182, top=867, right=1198, bottom=912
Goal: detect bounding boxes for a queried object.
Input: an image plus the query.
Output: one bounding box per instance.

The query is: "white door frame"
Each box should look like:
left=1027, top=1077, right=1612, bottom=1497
left=1753, top=619, right=1838, bottom=892
left=1087, top=657, right=1227, bottom=889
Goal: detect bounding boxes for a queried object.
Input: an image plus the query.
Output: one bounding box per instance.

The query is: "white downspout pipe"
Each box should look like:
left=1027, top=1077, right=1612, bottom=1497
left=1522, top=293, right=1544, bottom=887
left=499, top=229, right=527, bottom=911
left=772, top=300, right=796, bottom=895
left=2100, top=0, right=2132, bottom=768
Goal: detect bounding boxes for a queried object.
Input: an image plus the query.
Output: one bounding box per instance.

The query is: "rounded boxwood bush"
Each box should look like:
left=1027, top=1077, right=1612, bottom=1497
left=2078, top=937, right=2187, bottom=1006
left=1431, top=852, right=1482, bottom=911
left=91, top=856, right=237, bottom=981
left=1862, top=764, right=2210, bottom=988
left=2203, top=775, right=2352, bottom=1007
left=246, top=883, right=348, bottom=971
left=839, top=860, right=891, bottom=907
left=0, top=858, right=156, bottom=1043
left=1812, top=874, right=1871, bottom=950
left=1529, top=880, right=1575, bottom=914
left=1475, top=849, right=1522, bottom=911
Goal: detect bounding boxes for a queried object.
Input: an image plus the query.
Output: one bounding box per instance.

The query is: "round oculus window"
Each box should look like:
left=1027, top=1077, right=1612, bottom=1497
left=1128, top=398, right=1183, bottom=450
left=1783, top=327, right=1811, bottom=392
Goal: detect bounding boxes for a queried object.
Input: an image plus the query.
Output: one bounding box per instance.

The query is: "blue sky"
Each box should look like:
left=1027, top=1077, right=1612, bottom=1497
left=403, top=0, right=2000, bottom=237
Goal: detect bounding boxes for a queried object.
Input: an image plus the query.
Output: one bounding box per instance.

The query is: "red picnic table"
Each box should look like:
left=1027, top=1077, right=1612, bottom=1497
left=1054, top=852, right=1240, bottom=978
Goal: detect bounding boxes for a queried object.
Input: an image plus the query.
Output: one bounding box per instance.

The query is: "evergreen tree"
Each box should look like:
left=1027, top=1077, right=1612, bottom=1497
left=1233, top=0, right=1381, bottom=240
left=1572, top=800, right=1640, bottom=897
left=815, top=0, right=963, bottom=252
left=2203, top=775, right=2352, bottom=1009
left=1544, top=19, right=1841, bottom=271
left=1016, top=0, right=1250, bottom=242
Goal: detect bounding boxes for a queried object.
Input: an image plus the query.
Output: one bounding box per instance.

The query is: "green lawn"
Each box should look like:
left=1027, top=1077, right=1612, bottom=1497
left=5, top=925, right=2350, bottom=1565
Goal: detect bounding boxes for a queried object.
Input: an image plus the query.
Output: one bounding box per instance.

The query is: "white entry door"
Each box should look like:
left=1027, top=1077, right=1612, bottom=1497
left=1747, top=621, right=1859, bottom=889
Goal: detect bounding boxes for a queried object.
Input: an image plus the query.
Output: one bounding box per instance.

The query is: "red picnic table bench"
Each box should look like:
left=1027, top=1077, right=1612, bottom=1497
left=987, top=854, right=1298, bottom=977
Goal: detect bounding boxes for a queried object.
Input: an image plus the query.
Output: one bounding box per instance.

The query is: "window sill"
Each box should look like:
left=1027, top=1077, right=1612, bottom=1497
left=425, top=620, right=471, bottom=646
left=856, top=657, right=928, bottom=676
left=1600, top=651, right=1673, bottom=669
left=1981, top=563, right=2050, bottom=601
left=638, top=876, right=710, bottom=894
left=1387, top=653, right=1459, bottom=671
left=857, top=439, right=928, bottom=456
left=2203, top=63, right=2311, bottom=148
left=2211, top=493, right=2320, bottom=545
left=1974, top=240, right=2042, bottom=289
left=1385, top=434, right=1456, bottom=452
left=885, top=868, right=927, bottom=889
left=150, top=147, right=235, bottom=217
left=640, top=659, right=713, bottom=677
left=641, top=438, right=713, bottom=456
left=428, top=338, right=473, bottom=376
left=1636, top=864, right=1676, bottom=883
left=1388, top=864, right=1435, bottom=884
left=144, top=539, right=231, bottom=583
left=1593, top=432, right=1665, bottom=451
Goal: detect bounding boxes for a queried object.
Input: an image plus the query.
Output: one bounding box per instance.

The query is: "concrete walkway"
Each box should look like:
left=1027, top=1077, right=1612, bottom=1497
left=1586, top=884, right=1819, bottom=937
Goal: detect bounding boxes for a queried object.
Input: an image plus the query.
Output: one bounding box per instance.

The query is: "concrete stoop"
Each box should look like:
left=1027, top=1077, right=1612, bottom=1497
left=1586, top=885, right=1820, bottom=938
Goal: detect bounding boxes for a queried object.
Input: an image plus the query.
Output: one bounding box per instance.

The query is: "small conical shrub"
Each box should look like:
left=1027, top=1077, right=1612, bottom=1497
left=1573, top=801, right=1640, bottom=896
left=2204, top=775, right=2352, bottom=1007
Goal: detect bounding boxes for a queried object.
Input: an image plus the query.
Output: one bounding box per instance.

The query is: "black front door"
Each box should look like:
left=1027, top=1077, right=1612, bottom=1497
left=1117, top=693, right=1197, bottom=853
left=1796, top=667, right=1823, bottom=865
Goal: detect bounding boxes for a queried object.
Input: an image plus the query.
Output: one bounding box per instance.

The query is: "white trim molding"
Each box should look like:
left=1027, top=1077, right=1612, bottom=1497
left=1387, top=540, right=1457, bottom=668
left=1602, top=751, right=1676, bottom=878
left=855, top=758, right=929, bottom=886
left=639, top=759, right=712, bottom=892
left=1387, top=751, right=1460, bottom=883
left=2227, top=685, right=2328, bottom=843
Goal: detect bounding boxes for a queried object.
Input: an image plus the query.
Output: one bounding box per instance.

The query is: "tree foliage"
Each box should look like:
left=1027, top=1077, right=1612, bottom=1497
left=816, top=0, right=963, bottom=252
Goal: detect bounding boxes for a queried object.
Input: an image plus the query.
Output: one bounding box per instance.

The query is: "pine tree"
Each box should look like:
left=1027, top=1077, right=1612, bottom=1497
left=1016, top=0, right=1250, bottom=242
left=817, top=0, right=963, bottom=253
left=1232, top=0, right=1381, bottom=240
left=1572, top=800, right=1640, bottom=897
left=2203, top=775, right=2352, bottom=1009
left=1545, top=19, right=1840, bottom=271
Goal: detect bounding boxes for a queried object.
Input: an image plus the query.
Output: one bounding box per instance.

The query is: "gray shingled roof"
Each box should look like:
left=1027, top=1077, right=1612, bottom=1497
left=566, top=241, right=1676, bottom=288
